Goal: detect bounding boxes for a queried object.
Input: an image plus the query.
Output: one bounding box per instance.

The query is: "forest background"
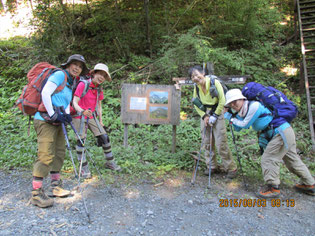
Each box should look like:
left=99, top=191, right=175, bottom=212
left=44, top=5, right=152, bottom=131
left=0, top=0, right=314, bottom=186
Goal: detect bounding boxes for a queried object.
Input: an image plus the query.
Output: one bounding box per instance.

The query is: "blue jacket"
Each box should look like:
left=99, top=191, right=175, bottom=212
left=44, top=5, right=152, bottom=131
left=34, top=70, right=73, bottom=121
left=224, top=101, right=273, bottom=131
left=224, top=101, right=291, bottom=147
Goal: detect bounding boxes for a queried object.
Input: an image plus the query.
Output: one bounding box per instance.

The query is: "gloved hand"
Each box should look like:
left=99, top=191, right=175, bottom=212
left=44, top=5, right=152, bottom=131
left=50, top=112, right=66, bottom=123
left=64, top=114, right=72, bottom=123
left=208, top=115, right=218, bottom=125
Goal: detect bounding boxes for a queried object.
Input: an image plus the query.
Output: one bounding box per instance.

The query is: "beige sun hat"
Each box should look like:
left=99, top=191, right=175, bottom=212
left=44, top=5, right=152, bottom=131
left=225, top=89, right=247, bottom=106
left=91, top=63, right=111, bottom=82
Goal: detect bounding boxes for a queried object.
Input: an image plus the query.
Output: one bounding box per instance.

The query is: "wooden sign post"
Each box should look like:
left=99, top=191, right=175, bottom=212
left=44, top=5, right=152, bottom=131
left=121, top=63, right=249, bottom=153
left=173, top=62, right=249, bottom=87
left=121, top=84, right=181, bottom=152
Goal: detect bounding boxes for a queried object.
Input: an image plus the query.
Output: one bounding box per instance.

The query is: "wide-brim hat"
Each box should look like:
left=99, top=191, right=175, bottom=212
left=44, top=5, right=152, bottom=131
left=225, top=89, right=247, bottom=106
left=90, top=63, right=111, bottom=82
left=61, top=54, right=89, bottom=76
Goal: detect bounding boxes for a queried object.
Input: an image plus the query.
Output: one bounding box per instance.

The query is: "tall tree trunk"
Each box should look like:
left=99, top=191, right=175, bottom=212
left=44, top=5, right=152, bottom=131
left=58, top=0, right=69, bottom=17
left=115, top=0, right=124, bottom=33
left=58, top=0, right=75, bottom=41
left=0, top=0, right=6, bottom=12
left=144, top=0, right=152, bottom=58
left=29, top=0, right=34, bottom=13
left=85, top=0, right=92, bottom=16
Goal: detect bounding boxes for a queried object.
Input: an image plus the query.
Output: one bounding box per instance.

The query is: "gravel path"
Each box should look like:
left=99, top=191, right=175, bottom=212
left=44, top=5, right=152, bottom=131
left=0, top=169, right=314, bottom=236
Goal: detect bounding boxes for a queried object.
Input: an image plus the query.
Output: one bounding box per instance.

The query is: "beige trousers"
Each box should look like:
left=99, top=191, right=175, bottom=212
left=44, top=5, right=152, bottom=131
left=201, top=114, right=237, bottom=172
left=72, top=117, right=106, bottom=140
left=33, top=120, right=66, bottom=177
left=262, top=126, right=315, bottom=186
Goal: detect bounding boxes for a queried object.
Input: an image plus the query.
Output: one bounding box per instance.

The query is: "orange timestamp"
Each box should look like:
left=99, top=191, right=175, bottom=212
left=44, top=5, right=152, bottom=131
left=219, top=198, right=296, bottom=208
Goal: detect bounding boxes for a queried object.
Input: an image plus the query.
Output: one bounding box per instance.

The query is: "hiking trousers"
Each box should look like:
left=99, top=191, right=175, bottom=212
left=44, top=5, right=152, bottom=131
left=200, top=114, right=237, bottom=172
left=72, top=117, right=106, bottom=139
left=33, top=120, right=66, bottom=178
left=73, top=117, right=113, bottom=161
left=261, top=126, right=315, bottom=186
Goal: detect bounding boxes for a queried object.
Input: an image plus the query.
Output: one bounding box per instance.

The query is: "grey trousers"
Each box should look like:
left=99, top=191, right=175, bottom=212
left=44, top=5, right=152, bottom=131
left=200, top=114, right=237, bottom=172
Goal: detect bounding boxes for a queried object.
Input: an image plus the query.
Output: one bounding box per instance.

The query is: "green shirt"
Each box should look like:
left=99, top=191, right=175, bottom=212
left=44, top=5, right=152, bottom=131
left=193, top=76, right=226, bottom=118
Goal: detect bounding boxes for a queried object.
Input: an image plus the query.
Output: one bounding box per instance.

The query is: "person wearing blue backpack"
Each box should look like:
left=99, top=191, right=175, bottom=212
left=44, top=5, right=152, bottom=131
left=224, top=88, right=315, bottom=198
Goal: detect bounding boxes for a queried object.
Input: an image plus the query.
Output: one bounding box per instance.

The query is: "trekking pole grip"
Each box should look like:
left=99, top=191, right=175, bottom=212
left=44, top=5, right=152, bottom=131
left=56, top=106, right=70, bottom=147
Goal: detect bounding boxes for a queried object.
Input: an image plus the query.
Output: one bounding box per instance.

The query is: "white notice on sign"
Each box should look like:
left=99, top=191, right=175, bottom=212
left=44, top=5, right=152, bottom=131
left=130, top=97, right=147, bottom=110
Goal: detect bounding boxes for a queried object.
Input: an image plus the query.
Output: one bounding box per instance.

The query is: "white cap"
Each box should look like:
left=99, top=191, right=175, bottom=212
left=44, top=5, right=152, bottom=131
left=225, top=89, right=246, bottom=106
left=91, top=63, right=111, bottom=82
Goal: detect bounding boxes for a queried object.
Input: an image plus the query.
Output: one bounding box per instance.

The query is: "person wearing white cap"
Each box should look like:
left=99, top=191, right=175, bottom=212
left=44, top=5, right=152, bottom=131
left=72, top=63, right=121, bottom=177
left=189, top=65, right=237, bottom=179
left=224, top=88, right=315, bottom=198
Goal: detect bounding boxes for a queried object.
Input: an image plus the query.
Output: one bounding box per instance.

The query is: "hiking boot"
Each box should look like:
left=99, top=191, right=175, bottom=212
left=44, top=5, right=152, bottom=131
left=204, top=168, right=221, bottom=176
left=294, top=183, right=315, bottom=196
left=47, top=180, right=71, bottom=198
left=105, top=160, right=121, bottom=171
left=256, top=184, right=280, bottom=199
left=31, top=188, right=54, bottom=208
left=80, top=164, right=92, bottom=179
left=226, top=169, right=238, bottom=179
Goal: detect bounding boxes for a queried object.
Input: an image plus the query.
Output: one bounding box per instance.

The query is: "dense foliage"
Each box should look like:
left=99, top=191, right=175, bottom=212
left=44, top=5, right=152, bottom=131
left=0, top=0, right=314, bottom=184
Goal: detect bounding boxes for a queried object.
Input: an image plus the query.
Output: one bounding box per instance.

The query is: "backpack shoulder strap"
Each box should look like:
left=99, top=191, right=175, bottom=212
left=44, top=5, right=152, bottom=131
left=95, top=87, right=101, bottom=115
left=210, top=77, right=215, bottom=87
left=49, top=69, right=68, bottom=94
left=79, top=79, right=91, bottom=98
left=195, top=84, right=200, bottom=99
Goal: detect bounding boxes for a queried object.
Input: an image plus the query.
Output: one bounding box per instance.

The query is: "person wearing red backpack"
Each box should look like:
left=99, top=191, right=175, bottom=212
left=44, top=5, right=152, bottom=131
left=224, top=89, right=315, bottom=198
left=72, top=63, right=121, bottom=179
left=31, top=54, right=88, bottom=208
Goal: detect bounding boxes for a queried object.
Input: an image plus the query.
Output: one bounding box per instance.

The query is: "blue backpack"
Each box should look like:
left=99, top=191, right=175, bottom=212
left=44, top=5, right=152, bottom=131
left=242, top=82, right=298, bottom=128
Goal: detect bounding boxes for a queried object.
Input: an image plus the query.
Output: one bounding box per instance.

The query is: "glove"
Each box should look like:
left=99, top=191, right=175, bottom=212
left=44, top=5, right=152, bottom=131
left=208, top=115, right=218, bottom=125
left=50, top=112, right=66, bottom=123
left=64, top=114, right=72, bottom=123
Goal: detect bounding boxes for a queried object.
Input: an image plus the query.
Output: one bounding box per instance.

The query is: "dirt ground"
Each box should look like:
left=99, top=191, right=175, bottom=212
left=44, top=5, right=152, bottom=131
left=0, top=169, right=314, bottom=236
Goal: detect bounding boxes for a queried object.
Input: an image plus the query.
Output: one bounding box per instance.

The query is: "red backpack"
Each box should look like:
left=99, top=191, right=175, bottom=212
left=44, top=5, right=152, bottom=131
left=16, top=62, right=68, bottom=115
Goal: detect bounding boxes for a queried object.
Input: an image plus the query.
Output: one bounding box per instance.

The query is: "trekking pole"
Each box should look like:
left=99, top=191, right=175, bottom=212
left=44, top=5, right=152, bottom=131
left=191, top=127, right=206, bottom=185
left=56, top=107, right=78, bottom=178
left=64, top=118, right=106, bottom=185
left=59, top=107, right=104, bottom=181
left=58, top=107, right=91, bottom=223
left=92, top=111, right=104, bottom=134
left=78, top=114, right=90, bottom=182
left=207, top=125, right=213, bottom=189
left=229, top=123, right=248, bottom=190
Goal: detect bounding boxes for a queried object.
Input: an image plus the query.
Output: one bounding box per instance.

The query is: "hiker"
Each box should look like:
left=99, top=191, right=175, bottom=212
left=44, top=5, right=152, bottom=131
left=189, top=65, right=237, bottom=178
left=31, top=54, right=89, bottom=208
left=224, top=88, right=315, bottom=198
left=72, top=63, right=121, bottom=178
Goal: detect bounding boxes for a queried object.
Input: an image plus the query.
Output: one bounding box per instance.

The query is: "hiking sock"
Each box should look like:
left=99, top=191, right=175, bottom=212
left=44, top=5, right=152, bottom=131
left=82, top=161, right=88, bottom=167
left=32, top=176, right=43, bottom=190
left=76, top=144, right=87, bottom=162
left=50, top=171, right=60, bottom=182
left=104, top=151, right=113, bottom=160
